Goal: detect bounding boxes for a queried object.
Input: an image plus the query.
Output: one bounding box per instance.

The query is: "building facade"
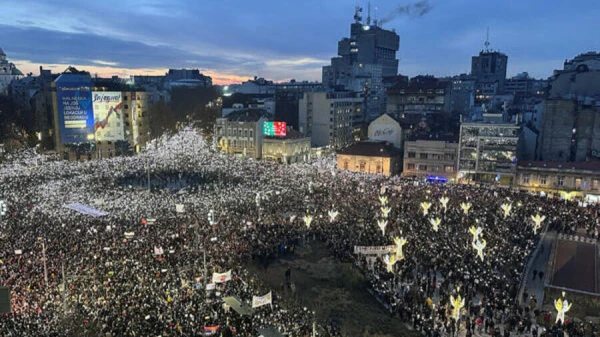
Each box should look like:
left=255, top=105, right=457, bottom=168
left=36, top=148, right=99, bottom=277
left=457, top=116, right=519, bottom=185
left=262, top=129, right=311, bottom=164
left=516, top=160, right=600, bottom=201
left=367, top=113, right=402, bottom=148
left=274, top=81, right=323, bottom=130
left=537, top=99, right=600, bottom=162
left=214, top=109, right=267, bottom=159
left=298, top=91, right=363, bottom=149
left=403, top=139, right=458, bottom=180
left=0, top=48, right=23, bottom=94
left=336, top=141, right=402, bottom=176
left=471, top=50, right=508, bottom=97
left=386, top=76, right=451, bottom=117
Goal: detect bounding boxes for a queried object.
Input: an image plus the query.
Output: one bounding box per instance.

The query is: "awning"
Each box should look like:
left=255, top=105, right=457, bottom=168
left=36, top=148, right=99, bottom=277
left=223, top=296, right=254, bottom=316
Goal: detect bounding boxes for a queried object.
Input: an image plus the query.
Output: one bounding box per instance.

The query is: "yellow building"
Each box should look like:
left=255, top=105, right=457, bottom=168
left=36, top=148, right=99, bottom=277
left=516, top=160, right=600, bottom=201
left=337, top=141, right=402, bottom=176
left=262, top=129, right=311, bottom=164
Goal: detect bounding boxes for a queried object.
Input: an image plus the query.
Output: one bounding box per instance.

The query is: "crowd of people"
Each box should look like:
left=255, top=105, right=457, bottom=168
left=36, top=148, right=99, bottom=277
left=0, top=127, right=598, bottom=336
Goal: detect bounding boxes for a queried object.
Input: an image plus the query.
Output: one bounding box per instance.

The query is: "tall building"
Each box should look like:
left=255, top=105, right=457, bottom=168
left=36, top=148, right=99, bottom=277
left=298, top=91, right=363, bottom=148
left=322, top=6, right=400, bottom=122
left=0, top=48, right=23, bottom=94
left=471, top=35, right=508, bottom=100
left=274, top=80, right=323, bottom=130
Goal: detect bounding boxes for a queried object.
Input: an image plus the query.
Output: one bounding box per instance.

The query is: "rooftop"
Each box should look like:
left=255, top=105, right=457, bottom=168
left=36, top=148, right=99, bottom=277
left=264, top=128, right=307, bottom=140
left=337, top=141, right=402, bottom=157
left=226, top=108, right=268, bottom=122
left=518, top=160, right=600, bottom=172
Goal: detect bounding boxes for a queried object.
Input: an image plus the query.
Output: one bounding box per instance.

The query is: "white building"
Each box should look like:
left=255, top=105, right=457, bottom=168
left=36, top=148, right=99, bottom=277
left=0, top=48, right=23, bottom=94
left=367, top=114, right=402, bottom=148
left=214, top=109, right=267, bottom=159
left=298, top=91, right=363, bottom=149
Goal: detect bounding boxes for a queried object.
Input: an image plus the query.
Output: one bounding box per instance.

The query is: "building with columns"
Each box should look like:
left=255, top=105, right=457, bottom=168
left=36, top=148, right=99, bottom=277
left=0, top=48, right=23, bottom=94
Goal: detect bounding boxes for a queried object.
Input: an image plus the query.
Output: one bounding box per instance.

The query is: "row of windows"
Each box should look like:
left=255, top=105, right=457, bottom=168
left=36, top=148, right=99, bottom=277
left=521, top=174, right=600, bottom=189
left=221, top=129, right=254, bottom=137
left=406, top=152, right=455, bottom=161
left=227, top=140, right=254, bottom=148
left=407, top=164, right=455, bottom=172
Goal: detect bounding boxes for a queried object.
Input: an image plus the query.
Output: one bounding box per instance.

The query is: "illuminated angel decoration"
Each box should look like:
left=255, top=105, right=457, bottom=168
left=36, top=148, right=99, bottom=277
left=429, top=217, right=441, bottom=232
left=500, top=203, right=512, bottom=218
left=381, top=206, right=391, bottom=218
left=450, top=295, right=465, bottom=321
left=439, top=196, right=449, bottom=213
left=469, top=226, right=483, bottom=242
left=472, top=238, right=486, bottom=261
left=460, top=202, right=472, bottom=215
left=208, top=209, right=215, bottom=226
left=379, top=195, right=388, bottom=206
left=420, top=202, right=431, bottom=216
left=394, top=236, right=407, bottom=261
left=554, top=294, right=572, bottom=324
left=328, top=210, right=340, bottom=223
left=303, top=215, right=313, bottom=229
left=531, top=214, right=546, bottom=234
left=377, top=219, right=388, bottom=236
left=383, top=254, right=397, bottom=273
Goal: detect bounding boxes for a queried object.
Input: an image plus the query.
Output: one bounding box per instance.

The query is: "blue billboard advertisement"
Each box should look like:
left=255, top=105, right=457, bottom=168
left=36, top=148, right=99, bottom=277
left=56, top=75, right=95, bottom=144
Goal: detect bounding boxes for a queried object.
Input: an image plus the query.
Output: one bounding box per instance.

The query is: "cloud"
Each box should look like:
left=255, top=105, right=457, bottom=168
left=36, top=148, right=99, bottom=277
left=92, top=60, right=119, bottom=66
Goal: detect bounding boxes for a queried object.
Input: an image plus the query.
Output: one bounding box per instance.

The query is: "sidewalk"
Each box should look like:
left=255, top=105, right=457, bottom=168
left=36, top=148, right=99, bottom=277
left=522, top=231, right=556, bottom=310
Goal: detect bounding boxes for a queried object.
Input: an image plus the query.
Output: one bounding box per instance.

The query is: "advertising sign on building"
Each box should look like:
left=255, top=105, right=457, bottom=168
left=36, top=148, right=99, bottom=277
left=92, top=91, right=125, bottom=141
left=263, top=121, right=286, bottom=136
left=370, top=125, right=397, bottom=144
left=56, top=78, right=94, bottom=144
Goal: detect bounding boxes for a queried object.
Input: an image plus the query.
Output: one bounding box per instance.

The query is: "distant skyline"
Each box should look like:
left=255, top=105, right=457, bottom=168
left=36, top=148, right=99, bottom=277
left=1, top=0, right=599, bottom=85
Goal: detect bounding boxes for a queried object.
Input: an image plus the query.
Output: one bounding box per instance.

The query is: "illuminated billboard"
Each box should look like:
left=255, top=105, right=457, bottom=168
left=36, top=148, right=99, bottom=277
left=56, top=75, right=94, bottom=144
left=263, top=121, right=286, bottom=136
left=93, top=91, right=125, bottom=141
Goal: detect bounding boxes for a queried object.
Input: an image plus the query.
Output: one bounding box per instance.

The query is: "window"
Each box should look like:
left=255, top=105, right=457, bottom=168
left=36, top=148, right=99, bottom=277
left=593, top=179, right=599, bottom=190
left=359, top=162, right=366, bottom=172
left=408, top=164, right=416, bottom=170
left=445, top=166, right=454, bottom=173
left=407, top=152, right=416, bottom=158
left=123, top=95, right=128, bottom=101
left=575, top=178, right=582, bottom=189
left=343, top=161, right=349, bottom=170
left=419, top=153, right=428, bottom=159
left=124, top=104, right=129, bottom=109
left=444, top=154, right=454, bottom=161
left=521, top=174, right=530, bottom=185
left=540, top=175, right=547, bottom=185
left=249, top=130, right=253, bottom=137
left=557, top=176, right=565, bottom=187
left=418, top=165, right=428, bottom=171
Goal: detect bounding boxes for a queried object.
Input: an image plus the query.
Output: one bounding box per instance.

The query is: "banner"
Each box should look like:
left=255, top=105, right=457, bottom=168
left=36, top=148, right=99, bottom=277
left=65, top=203, right=108, bottom=217
left=204, top=326, right=219, bottom=335
left=92, top=91, right=125, bottom=141
left=175, top=204, right=185, bottom=213
left=212, top=270, right=232, bottom=284
left=252, top=291, right=272, bottom=308
left=206, top=283, right=215, bottom=290
left=154, top=247, right=164, bottom=255
left=56, top=76, right=94, bottom=144
left=354, top=245, right=396, bottom=255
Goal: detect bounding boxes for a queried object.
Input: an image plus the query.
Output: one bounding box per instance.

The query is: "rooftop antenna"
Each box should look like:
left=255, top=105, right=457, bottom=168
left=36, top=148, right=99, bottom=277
left=374, top=6, right=378, bottom=27
left=484, top=27, right=490, bottom=52
left=367, top=1, right=371, bottom=26
left=354, top=5, right=363, bottom=23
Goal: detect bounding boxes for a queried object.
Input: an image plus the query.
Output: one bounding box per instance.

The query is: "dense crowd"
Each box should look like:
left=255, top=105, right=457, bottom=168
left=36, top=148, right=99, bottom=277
left=0, top=127, right=598, bottom=336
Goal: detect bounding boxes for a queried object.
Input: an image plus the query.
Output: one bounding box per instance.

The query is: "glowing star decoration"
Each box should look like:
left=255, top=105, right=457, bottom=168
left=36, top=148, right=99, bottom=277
left=303, top=215, right=313, bottom=229
left=500, top=203, right=512, bottom=218
left=420, top=202, right=431, bottom=216
left=554, top=293, right=572, bottom=324
left=460, top=202, right=472, bottom=215
left=328, top=210, right=339, bottom=223
left=381, top=206, right=391, bottom=218
left=472, top=238, right=486, bottom=261
left=394, top=236, right=407, bottom=261
left=439, top=196, right=449, bottom=213
left=383, top=254, right=397, bottom=273
left=531, top=214, right=546, bottom=234
left=450, top=295, right=465, bottom=321
left=469, top=226, right=483, bottom=242
left=377, top=219, right=388, bottom=236
left=429, top=218, right=441, bottom=232
left=379, top=195, right=388, bottom=206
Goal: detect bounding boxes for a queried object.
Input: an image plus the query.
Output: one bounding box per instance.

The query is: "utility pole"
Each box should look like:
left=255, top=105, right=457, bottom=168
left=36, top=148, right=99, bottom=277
left=42, top=241, right=48, bottom=287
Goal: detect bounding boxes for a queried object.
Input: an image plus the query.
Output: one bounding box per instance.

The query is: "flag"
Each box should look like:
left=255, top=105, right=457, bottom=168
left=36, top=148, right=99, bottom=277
left=204, top=326, right=219, bottom=335
left=252, top=291, right=272, bottom=308
left=141, top=218, right=148, bottom=226
left=211, top=270, right=232, bottom=284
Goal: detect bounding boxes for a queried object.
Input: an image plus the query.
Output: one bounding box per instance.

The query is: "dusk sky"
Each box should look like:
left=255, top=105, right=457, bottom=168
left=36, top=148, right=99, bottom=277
left=1, top=0, right=599, bottom=85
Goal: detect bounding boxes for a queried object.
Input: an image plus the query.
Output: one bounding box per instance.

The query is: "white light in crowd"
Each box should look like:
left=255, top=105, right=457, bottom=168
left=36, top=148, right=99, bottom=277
left=439, top=196, right=449, bottom=213
left=429, top=218, right=441, bottom=232
left=377, top=219, right=388, bottom=236
left=469, top=226, right=483, bottom=242
left=554, top=293, right=572, bottom=324
left=420, top=202, right=431, bottom=216
left=472, top=238, right=486, bottom=261
left=394, top=236, right=407, bottom=261
left=500, top=203, right=512, bottom=218
left=328, top=210, right=339, bottom=223
left=460, top=202, right=471, bottom=215
left=531, top=214, right=546, bottom=234
left=450, top=295, right=465, bottom=321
